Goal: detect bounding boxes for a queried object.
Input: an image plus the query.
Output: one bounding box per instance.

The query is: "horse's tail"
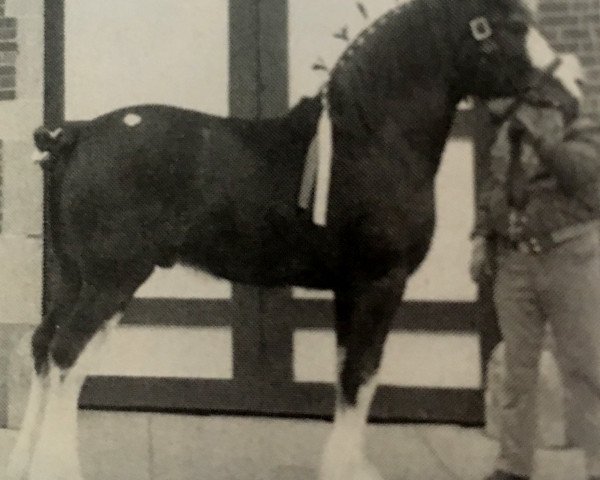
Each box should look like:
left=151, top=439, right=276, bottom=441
left=33, top=125, right=79, bottom=159
left=34, top=125, right=82, bottom=275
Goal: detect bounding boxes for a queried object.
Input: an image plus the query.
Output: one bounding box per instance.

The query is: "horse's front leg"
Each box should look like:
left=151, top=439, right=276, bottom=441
left=319, top=266, right=407, bottom=480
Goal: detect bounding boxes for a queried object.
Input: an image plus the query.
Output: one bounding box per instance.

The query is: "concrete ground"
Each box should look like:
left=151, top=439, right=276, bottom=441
left=0, top=412, right=587, bottom=480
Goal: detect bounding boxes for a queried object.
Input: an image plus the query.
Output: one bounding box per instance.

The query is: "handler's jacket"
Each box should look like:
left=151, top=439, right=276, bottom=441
left=473, top=107, right=600, bottom=248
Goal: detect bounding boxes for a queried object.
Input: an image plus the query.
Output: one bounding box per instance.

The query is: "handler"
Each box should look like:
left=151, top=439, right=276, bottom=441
left=471, top=55, right=600, bottom=480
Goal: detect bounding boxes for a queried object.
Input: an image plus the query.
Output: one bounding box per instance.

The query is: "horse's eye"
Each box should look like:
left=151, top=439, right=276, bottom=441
left=505, top=20, right=528, bottom=35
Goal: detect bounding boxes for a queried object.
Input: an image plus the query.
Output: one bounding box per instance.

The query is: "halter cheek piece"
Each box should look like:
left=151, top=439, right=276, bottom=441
left=470, top=16, right=497, bottom=54
left=470, top=17, right=493, bottom=42
left=490, top=57, right=564, bottom=125
left=468, top=16, right=565, bottom=124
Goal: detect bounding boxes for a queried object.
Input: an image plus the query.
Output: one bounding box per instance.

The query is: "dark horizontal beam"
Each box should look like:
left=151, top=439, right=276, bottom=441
left=122, top=299, right=236, bottom=327
left=81, top=377, right=483, bottom=425
left=129, top=297, right=482, bottom=333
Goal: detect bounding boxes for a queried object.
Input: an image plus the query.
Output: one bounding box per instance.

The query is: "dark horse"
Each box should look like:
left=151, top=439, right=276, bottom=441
left=8, top=0, right=567, bottom=479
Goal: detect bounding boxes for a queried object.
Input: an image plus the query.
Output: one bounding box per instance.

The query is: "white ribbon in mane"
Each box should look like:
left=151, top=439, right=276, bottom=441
left=298, top=91, right=333, bottom=226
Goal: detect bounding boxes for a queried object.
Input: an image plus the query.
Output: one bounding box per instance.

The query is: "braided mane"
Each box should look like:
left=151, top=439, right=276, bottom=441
left=325, top=0, right=457, bottom=138
left=329, top=2, right=413, bottom=78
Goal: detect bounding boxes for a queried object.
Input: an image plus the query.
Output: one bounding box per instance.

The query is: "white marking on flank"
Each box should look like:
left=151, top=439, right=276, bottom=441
left=29, top=314, right=122, bottom=480
left=526, top=28, right=557, bottom=70
left=319, top=374, right=383, bottom=480
left=123, top=113, right=142, bottom=127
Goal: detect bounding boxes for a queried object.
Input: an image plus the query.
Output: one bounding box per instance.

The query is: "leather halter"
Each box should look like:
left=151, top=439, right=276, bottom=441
left=470, top=17, right=493, bottom=41
left=468, top=14, right=565, bottom=124
left=490, top=57, right=564, bottom=125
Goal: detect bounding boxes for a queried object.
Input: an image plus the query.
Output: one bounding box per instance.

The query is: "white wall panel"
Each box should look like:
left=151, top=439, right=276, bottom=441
left=293, top=329, right=482, bottom=388
left=65, top=0, right=229, bottom=119
left=404, top=139, right=477, bottom=301
left=135, top=265, right=232, bottom=300
left=90, top=326, right=233, bottom=379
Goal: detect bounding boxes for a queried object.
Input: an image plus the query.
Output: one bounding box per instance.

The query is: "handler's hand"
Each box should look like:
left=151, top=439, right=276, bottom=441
left=470, top=236, right=492, bottom=282
left=511, top=105, right=564, bottom=148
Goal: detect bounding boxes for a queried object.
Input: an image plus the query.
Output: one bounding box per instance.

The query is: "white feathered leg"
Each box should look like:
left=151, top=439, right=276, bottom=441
left=319, top=348, right=383, bottom=480
left=6, top=373, right=48, bottom=480
left=28, top=315, right=121, bottom=480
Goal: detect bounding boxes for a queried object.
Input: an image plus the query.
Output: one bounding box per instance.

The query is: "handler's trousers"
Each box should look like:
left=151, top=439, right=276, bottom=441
left=493, top=226, right=600, bottom=478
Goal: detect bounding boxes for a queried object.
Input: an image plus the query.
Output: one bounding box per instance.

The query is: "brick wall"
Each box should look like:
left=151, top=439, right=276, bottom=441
left=0, top=0, right=17, bottom=232
left=0, top=0, right=16, bottom=102
left=538, top=0, right=600, bottom=119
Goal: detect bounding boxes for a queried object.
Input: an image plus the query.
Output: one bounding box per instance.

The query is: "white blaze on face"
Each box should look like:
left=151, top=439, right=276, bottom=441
left=319, top=374, right=382, bottom=480
left=526, top=28, right=557, bottom=70
left=525, top=28, right=584, bottom=101
left=555, top=53, right=585, bottom=100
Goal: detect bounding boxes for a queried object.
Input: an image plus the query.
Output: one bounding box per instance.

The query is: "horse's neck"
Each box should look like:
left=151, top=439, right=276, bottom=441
left=394, top=82, right=457, bottom=161
left=330, top=1, right=461, bottom=156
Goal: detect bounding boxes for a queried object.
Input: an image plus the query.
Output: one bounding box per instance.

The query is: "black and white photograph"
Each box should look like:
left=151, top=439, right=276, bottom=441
left=0, top=0, right=599, bottom=479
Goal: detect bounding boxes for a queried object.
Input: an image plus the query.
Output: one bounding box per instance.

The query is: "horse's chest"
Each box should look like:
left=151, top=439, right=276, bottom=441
left=331, top=167, right=435, bottom=260
left=331, top=157, right=435, bottom=232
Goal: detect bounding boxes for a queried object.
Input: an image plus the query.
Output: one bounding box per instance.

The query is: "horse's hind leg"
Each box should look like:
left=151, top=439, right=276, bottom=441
left=28, top=261, right=152, bottom=480
left=6, top=373, right=49, bottom=480
left=6, top=264, right=80, bottom=480
left=319, top=267, right=407, bottom=480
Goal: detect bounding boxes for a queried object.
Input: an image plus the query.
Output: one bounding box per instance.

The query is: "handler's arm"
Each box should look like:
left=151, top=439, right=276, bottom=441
left=471, top=122, right=510, bottom=240
left=472, top=177, right=493, bottom=240
left=537, top=130, right=600, bottom=193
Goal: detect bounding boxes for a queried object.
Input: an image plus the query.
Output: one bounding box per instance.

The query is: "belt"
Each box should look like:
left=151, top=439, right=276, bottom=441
left=499, top=220, right=599, bottom=255
left=498, top=236, right=542, bottom=255
left=549, top=220, right=599, bottom=244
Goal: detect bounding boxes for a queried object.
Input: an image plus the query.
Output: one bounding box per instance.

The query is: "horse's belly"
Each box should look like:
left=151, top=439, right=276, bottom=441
left=179, top=243, right=335, bottom=288
left=176, top=212, right=338, bottom=288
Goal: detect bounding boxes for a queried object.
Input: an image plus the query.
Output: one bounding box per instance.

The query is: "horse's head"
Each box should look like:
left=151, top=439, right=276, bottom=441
left=487, top=53, right=585, bottom=127
left=453, top=0, right=568, bottom=100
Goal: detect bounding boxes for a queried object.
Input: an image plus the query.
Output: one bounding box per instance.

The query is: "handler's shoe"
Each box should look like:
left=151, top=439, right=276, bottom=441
left=485, top=471, right=529, bottom=480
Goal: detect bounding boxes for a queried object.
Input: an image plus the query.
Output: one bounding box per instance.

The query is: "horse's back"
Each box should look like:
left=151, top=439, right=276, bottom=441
left=52, top=104, right=335, bottom=285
